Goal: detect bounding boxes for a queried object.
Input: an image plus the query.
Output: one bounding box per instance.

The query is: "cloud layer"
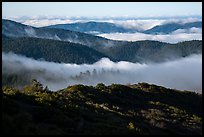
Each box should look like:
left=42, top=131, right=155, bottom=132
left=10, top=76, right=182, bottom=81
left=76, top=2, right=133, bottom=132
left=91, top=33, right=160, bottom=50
left=2, top=52, right=202, bottom=93
left=4, top=16, right=202, bottom=29
left=98, top=30, right=202, bottom=43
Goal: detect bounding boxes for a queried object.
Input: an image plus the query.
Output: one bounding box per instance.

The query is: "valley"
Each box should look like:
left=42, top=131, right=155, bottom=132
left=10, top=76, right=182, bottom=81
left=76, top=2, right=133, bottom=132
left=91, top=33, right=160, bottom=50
left=2, top=2, right=202, bottom=135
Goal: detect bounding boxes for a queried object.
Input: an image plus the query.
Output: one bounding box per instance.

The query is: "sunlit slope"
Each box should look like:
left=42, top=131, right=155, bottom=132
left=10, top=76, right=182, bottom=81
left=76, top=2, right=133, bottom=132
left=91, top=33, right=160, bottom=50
left=2, top=82, right=202, bottom=135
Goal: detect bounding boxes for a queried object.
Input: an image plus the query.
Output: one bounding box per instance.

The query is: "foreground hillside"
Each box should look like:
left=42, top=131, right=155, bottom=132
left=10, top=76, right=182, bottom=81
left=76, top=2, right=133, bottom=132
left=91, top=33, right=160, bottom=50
left=2, top=81, right=202, bottom=135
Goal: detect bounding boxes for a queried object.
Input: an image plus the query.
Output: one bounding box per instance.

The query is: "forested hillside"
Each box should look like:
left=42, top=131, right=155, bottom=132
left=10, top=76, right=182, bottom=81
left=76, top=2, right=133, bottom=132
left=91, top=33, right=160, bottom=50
left=103, top=40, right=202, bottom=63
left=2, top=36, right=109, bottom=64
left=3, top=35, right=202, bottom=64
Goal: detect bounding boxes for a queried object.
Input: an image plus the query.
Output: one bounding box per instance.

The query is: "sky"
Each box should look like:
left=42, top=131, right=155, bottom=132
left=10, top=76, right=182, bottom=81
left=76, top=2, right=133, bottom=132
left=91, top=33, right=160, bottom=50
left=2, top=2, right=202, bottom=18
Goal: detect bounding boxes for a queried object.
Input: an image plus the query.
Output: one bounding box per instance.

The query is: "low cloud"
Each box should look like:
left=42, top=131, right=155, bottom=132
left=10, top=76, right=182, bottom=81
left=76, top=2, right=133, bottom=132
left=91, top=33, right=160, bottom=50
left=108, top=19, right=165, bottom=31
left=95, top=17, right=202, bottom=31
left=2, top=52, right=202, bottom=93
left=172, top=27, right=202, bottom=34
left=98, top=31, right=202, bottom=43
left=161, top=17, right=202, bottom=25
left=18, top=19, right=84, bottom=27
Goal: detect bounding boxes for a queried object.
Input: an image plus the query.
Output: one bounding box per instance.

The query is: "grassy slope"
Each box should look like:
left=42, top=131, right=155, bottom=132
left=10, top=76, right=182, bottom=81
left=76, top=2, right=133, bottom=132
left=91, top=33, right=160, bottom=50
left=2, top=82, right=202, bottom=135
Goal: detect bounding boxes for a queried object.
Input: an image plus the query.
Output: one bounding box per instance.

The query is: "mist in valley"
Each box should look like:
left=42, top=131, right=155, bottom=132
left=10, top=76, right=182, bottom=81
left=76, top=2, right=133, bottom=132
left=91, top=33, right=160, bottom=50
left=2, top=52, right=202, bottom=93
left=98, top=28, right=202, bottom=43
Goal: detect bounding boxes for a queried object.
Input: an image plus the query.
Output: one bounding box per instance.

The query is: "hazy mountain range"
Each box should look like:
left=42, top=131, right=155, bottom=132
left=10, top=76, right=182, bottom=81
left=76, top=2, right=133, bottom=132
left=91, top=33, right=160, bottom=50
left=2, top=19, right=119, bottom=48
left=2, top=19, right=202, bottom=64
left=42, top=21, right=202, bottom=35
left=43, top=21, right=136, bottom=34
left=144, top=21, right=202, bottom=34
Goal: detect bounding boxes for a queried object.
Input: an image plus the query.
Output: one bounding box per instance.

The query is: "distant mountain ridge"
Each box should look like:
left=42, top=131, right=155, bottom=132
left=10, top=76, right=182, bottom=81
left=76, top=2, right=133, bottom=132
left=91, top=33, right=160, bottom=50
left=144, top=21, right=202, bottom=34
left=42, top=21, right=136, bottom=34
left=2, top=19, right=121, bottom=48
left=42, top=20, right=202, bottom=34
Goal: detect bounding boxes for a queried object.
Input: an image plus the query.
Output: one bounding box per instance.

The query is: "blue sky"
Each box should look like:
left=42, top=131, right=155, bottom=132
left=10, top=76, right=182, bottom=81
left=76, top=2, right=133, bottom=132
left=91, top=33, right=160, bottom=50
left=2, top=2, right=202, bottom=18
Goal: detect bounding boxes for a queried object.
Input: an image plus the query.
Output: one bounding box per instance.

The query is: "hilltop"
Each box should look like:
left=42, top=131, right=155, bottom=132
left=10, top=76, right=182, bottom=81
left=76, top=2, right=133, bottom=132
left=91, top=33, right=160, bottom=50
left=2, top=81, right=202, bottom=135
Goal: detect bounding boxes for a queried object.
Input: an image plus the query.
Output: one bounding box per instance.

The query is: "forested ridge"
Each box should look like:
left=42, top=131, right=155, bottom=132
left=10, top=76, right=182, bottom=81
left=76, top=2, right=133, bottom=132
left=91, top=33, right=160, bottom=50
left=43, top=21, right=202, bottom=34
left=43, top=21, right=135, bottom=34
left=2, top=36, right=110, bottom=64
left=144, top=21, right=202, bottom=34
left=2, top=35, right=202, bottom=64
left=103, top=40, right=202, bottom=63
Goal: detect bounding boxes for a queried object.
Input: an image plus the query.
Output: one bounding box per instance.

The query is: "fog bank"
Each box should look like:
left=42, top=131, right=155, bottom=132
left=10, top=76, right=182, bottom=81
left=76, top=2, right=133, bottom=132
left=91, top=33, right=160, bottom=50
left=98, top=30, right=202, bottom=43
left=2, top=52, right=202, bottom=92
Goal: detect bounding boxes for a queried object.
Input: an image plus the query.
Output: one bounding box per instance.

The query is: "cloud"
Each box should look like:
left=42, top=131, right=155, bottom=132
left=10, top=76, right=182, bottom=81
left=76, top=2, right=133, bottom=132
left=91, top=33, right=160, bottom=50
left=104, top=17, right=202, bottom=31
left=98, top=31, right=202, bottom=43
left=18, top=19, right=84, bottom=27
left=3, top=16, right=202, bottom=29
left=3, top=15, right=87, bottom=27
left=108, top=19, right=166, bottom=31
left=161, top=17, right=202, bottom=25
left=172, top=27, right=202, bottom=34
left=2, top=52, right=202, bottom=93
